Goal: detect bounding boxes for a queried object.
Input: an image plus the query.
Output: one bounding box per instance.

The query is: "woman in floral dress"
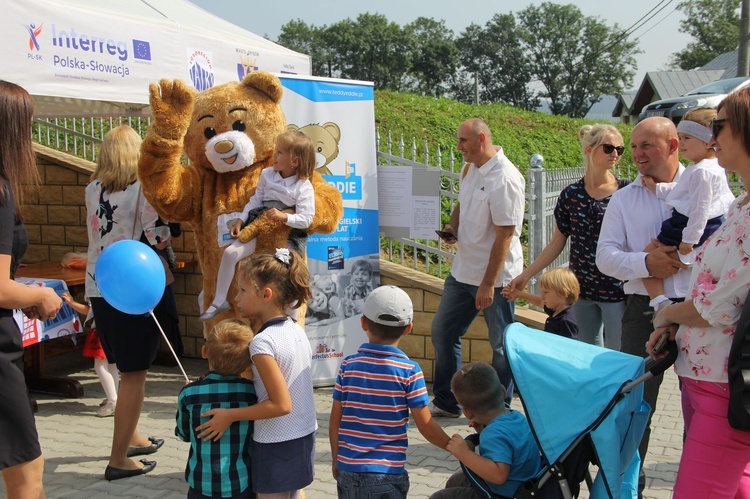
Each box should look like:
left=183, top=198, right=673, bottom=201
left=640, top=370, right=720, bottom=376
left=650, top=88, right=750, bottom=498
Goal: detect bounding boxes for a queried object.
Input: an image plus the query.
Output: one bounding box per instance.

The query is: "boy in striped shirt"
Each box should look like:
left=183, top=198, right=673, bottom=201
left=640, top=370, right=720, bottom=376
left=176, top=319, right=257, bottom=499
left=330, top=285, right=451, bottom=498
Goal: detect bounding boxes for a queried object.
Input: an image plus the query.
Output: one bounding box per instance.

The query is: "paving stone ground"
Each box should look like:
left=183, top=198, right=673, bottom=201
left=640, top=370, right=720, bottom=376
left=0, top=351, right=680, bottom=498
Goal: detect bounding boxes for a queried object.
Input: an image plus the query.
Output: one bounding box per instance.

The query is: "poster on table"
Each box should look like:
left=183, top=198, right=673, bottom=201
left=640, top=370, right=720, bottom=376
left=279, top=75, right=378, bottom=386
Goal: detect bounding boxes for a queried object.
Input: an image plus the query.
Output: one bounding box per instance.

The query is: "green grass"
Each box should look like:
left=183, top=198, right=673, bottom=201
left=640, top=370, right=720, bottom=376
left=374, top=90, right=635, bottom=175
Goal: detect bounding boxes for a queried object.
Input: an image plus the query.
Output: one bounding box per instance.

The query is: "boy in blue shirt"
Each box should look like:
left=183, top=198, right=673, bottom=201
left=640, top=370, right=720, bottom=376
left=330, top=285, right=451, bottom=499
left=430, top=362, right=541, bottom=499
left=176, top=319, right=257, bottom=499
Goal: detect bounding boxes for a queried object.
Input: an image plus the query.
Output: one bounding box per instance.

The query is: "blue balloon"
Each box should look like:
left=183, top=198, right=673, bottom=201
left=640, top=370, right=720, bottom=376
left=94, top=240, right=166, bottom=315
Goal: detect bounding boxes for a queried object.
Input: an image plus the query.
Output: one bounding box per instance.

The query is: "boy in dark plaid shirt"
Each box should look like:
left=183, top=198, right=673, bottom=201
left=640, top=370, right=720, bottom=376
left=176, top=319, right=257, bottom=499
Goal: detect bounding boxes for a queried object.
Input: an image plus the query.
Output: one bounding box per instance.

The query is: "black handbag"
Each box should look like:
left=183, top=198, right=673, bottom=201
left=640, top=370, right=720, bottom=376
left=728, top=289, right=750, bottom=430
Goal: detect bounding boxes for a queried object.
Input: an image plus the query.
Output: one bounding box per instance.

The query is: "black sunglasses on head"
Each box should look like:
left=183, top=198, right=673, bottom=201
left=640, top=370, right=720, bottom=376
left=601, top=144, right=625, bottom=156
left=711, top=118, right=728, bottom=139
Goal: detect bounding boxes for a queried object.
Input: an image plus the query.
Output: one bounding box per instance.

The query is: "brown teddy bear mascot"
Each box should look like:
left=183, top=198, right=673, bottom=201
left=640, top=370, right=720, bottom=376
left=138, top=71, right=343, bottom=331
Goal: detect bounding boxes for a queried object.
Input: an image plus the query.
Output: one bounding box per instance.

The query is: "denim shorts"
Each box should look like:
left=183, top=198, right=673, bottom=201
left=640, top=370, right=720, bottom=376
left=336, top=470, right=409, bottom=499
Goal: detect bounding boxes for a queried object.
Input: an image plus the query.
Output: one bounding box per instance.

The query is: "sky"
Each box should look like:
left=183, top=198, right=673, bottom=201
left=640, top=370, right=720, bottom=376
left=190, top=0, right=692, bottom=92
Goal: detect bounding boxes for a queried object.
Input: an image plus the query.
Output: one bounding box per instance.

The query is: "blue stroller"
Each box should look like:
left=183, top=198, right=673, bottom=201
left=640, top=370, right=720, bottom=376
left=461, top=323, right=677, bottom=499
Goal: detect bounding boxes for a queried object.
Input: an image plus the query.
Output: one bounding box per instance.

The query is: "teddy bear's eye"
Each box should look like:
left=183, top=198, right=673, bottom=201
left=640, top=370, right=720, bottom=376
left=232, top=120, right=246, bottom=132
left=317, top=147, right=323, bottom=153
left=204, top=128, right=217, bottom=139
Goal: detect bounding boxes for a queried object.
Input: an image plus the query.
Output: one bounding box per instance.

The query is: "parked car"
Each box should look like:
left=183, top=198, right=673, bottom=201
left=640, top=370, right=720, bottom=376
left=638, top=76, right=750, bottom=124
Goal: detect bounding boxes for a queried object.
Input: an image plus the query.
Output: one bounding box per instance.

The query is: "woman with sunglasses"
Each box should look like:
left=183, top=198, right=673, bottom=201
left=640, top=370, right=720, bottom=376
left=506, top=124, right=628, bottom=348
left=648, top=89, right=750, bottom=498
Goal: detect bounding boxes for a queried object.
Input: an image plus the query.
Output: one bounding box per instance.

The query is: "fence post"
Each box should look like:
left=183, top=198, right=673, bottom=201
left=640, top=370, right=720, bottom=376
left=527, top=154, right=545, bottom=296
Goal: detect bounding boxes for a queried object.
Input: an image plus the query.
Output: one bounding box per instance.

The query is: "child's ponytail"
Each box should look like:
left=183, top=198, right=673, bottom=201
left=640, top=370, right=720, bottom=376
left=237, top=248, right=312, bottom=309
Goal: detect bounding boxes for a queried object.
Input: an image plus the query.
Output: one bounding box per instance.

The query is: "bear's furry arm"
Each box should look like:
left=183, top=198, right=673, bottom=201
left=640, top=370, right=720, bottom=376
left=138, top=134, right=204, bottom=223
left=138, top=79, right=203, bottom=223
left=236, top=172, right=342, bottom=251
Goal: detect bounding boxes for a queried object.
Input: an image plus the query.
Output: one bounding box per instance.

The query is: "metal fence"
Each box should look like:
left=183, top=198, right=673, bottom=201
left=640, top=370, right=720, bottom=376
left=33, top=116, right=151, bottom=163
left=375, top=130, right=593, bottom=293
left=375, top=132, right=745, bottom=296
left=32, top=120, right=745, bottom=296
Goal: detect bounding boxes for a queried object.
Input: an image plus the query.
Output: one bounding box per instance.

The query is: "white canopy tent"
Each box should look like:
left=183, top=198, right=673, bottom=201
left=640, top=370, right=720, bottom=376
left=3, top=0, right=311, bottom=117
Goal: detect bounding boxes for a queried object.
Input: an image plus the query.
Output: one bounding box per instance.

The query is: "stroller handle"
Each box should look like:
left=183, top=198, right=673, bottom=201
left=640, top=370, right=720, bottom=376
left=622, top=342, right=678, bottom=395
left=647, top=341, right=679, bottom=378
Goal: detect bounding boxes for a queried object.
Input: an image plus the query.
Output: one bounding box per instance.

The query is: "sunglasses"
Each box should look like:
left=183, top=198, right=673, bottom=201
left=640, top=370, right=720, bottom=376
left=601, top=144, right=625, bottom=156
left=711, top=118, right=728, bottom=139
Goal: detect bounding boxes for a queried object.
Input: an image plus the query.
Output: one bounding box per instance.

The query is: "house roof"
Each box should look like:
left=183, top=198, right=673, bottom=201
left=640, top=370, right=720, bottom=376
left=612, top=92, right=635, bottom=117
left=629, top=70, right=724, bottom=116
left=700, top=50, right=738, bottom=79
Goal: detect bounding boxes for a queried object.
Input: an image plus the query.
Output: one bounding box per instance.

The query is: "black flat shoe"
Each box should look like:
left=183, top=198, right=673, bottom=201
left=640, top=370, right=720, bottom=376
left=104, top=459, right=156, bottom=481
left=126, top=437, right=164, bottom=457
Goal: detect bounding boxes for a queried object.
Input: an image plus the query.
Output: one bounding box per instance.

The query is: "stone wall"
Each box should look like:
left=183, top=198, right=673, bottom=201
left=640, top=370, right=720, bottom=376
left=29, top=145, right=546, bottom=373
left=379, top=260, right=546, bottom=382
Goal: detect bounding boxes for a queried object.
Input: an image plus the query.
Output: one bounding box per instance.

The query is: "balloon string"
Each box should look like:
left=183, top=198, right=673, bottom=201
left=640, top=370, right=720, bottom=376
left=149, top=309, right=190, bottom=383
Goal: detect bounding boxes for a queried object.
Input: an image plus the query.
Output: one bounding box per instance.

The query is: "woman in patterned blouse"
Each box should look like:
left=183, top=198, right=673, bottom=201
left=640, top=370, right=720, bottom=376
left=649, top=89, right=750, bottom=498
left=506, top=124, right=629, bottom=348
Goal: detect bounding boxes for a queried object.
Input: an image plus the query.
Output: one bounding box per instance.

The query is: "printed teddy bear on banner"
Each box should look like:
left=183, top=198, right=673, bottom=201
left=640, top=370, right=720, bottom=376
left=288, top=122, right=341, bottom=175
left=138, top=72, right=343, bottom=330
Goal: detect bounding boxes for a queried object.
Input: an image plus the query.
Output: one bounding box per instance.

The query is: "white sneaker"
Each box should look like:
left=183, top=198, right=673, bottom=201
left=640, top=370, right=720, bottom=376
left=428, top=401, right=460, bottom=418
left=97, top=400, right=116, bottom=417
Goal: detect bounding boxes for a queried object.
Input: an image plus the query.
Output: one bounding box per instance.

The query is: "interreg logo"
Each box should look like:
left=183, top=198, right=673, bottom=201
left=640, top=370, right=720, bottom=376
left=325, top=162, right=362, bottom=201
left=188, top=49, right=214, bottom=91
left=23, top=23, right=43, bottom=51
left=50, top=24, right=129, bottom=61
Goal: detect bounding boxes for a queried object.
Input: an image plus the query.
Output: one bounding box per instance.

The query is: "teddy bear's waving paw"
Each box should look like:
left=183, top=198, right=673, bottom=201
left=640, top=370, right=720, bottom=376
left=148, top=79, right=195, bottom=141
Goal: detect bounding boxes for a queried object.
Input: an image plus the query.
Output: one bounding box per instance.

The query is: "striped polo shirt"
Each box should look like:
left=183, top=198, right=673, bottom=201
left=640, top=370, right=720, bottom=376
left=176, top=372, right=257, bottom=497
left=332, top=343, right=430, bottom=474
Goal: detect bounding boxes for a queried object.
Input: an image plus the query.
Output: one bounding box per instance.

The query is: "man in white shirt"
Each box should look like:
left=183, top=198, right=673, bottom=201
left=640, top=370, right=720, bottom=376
left=429, top=118, right=525, bottom=418
left=596, top=116, right=689, bottom=494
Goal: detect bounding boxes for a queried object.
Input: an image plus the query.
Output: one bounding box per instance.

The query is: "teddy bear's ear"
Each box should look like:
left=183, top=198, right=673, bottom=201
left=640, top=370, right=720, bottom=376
left=312, top=274, right=321, bottom=284
left=322, top=122, right=341, bottom=142
left=241, top=71, right=283, bottom=103
left=287, top=124, right=300, bottom=132
left=330, top=274, right=339, bottom=284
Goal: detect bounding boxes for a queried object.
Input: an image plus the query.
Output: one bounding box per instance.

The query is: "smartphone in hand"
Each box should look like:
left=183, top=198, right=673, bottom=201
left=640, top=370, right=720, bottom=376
left=652, top=330, right=670, bottom=355
left=435, top=230, right=457, bottom=242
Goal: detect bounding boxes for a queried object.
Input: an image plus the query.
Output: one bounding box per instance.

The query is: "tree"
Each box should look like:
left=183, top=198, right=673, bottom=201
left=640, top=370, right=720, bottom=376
left=277, top=19, right=330, bottom=77
left=453, top=16, right=538, bottom=110
left=325, top=14, right=411, bottom=91
left=671, top=0, right=740, bottom=70
left=516, top=3, right=640, bottom=118
left=404, top=17, right=459, bottom=97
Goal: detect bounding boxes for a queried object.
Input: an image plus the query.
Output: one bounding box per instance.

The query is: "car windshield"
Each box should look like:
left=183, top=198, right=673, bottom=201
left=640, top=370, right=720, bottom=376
left=687, top=77, right=750, bottom=95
